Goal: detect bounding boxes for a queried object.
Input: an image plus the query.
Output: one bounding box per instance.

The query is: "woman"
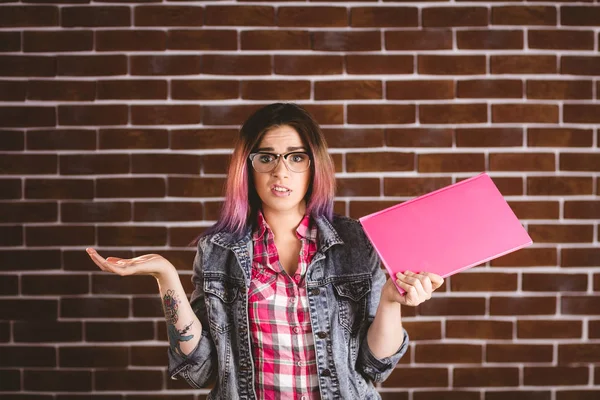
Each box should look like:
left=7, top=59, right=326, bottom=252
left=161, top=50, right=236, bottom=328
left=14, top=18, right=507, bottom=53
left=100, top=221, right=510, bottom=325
left=86, top=103, right=443, bottom=399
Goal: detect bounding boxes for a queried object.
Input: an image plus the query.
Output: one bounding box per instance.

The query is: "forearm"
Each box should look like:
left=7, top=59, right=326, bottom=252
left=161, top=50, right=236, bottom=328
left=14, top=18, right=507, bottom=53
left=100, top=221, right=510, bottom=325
left=157, top=267, right=202, bottom=357
left=366, top=299, right=404, bottom=359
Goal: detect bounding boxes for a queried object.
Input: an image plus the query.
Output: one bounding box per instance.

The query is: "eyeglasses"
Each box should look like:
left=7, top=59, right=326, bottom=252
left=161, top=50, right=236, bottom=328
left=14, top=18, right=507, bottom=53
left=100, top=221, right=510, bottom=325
left=249, top=151, right=311, bottom=173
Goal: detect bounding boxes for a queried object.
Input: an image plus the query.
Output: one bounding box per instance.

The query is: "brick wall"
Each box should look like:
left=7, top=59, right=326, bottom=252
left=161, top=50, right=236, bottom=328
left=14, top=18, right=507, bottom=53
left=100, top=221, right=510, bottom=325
left=1, top=1, right=599, bottom=398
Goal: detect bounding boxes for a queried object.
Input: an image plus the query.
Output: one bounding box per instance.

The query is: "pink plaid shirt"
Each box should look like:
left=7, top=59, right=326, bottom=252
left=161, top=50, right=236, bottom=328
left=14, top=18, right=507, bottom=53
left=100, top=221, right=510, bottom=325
left=249, top=210, right=321, bottom=399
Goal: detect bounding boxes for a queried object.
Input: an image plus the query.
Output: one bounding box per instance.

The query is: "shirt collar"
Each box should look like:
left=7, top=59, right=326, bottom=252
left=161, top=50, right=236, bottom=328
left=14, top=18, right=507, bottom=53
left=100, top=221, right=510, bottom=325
left=252, top=209, right=317, bottom=243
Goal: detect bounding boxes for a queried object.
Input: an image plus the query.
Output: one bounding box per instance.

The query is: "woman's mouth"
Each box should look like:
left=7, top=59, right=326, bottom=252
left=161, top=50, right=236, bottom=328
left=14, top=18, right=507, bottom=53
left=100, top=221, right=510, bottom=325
left=271, top=185, right=292, bottom=197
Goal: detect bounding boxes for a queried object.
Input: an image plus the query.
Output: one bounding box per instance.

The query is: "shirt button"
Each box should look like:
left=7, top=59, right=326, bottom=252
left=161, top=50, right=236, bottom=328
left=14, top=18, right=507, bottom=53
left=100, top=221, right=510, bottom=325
left=301, top=396, right=308, bottom=400
left=321, top=369, right=331, bottom=377
left=294, top=275, right=301, bottom=282
left=293, top=327, right=300, bottom=334
left=297, top=361, right=303, bottom=367
left=290, top=297, right=297, bottom=304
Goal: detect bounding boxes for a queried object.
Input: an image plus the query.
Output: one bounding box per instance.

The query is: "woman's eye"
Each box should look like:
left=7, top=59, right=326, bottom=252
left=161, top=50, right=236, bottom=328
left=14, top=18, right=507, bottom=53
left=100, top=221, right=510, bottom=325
left=291, top=154, right=307, bottom=163
left=259, top=154, right=274, bottom=163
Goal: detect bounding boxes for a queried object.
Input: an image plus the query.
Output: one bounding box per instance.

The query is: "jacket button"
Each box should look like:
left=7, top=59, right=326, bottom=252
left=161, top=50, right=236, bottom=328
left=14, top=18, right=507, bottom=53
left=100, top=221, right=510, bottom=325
left=310, top=288, right=320, bottom=296
left=321, top=369, right=331, bottom=377
left=317, top=331, right=328, bottom=339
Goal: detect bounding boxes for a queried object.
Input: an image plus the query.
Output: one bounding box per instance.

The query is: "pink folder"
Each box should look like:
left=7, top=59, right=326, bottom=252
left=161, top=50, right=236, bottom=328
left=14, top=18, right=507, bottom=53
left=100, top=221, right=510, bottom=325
left=358, top=172, right=533, bottom=294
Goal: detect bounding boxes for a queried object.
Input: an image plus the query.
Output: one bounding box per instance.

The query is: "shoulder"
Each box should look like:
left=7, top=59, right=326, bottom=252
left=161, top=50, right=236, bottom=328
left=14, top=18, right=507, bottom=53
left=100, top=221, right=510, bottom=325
left=330, top=213, right=372, bottom=250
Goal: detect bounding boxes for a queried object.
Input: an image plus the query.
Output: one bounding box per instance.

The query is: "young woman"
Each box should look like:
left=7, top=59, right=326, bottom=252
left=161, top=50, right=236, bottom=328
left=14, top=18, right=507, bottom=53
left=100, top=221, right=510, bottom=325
left=86, top=103, right=443, bottom=399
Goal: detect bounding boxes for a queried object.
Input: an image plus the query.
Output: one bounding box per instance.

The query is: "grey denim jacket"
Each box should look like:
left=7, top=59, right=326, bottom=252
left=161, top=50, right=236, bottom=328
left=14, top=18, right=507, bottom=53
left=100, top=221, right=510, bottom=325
left=168, top=214, right=409, bottom=399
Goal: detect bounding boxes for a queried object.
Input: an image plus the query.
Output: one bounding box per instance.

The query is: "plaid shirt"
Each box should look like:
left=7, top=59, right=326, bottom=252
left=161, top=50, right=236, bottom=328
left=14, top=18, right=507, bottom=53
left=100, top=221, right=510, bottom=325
left=249, top=210, right=321, bottom=399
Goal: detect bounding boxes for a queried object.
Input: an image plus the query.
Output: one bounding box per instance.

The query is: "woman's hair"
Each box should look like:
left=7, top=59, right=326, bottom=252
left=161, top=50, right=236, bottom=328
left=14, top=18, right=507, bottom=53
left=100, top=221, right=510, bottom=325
left=196, top=102, right=336, bottom=242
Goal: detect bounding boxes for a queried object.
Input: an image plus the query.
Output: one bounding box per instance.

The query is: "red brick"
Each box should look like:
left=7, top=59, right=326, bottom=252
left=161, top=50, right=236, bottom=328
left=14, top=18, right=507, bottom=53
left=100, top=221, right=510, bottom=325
left=312, top=31, right=381, bottom=51
left=58, top=55, right=127, bottom=76
left=492, top=6, right=557, bottom=25
left=419, top=55, right=486, bottom=75
left=0, top=82, right=25, bottom=101
left=418, top=297, right=486, bottom=316
left=418, top=153, right=485, bottom=173
left=278, top=6, right=346, bottom=27
left=562, top=6, right=600, bottom=26
left=61, top=202, right=131, bottom=223
left=60, top=346, right=129, bottom=368
left=97, top=80, right=167, bottom=100
left=315, top=80, right=381, bottom=100
left=416, top=344, right=482, bottom=363
left=167, top=30, right=237, bottom=50
left=454, top=367, right=519, bottom=387
left=564, top=104, right=600, bottom=123
left=131, top=55, right=201, bottom=76
left=388, top=80, right=454, bottom=100
left=323, top=128, right=383, bottom=148
left=415, top=392, right=478, bottom=400
left=28, top=80, right=95, bottom=101
left=0, top=202, right=56, bottom=223
left=25, top=178, right=93, bottom=199
left=340, top=54, right=414, bottom=74
left=99, top=128, right=168, bottom=150
left=202, top=55, right=271, bottom=75
left=424, top=7, right=487, bottom=27
left=490, top=296, right=556, bottom=315
left=383, top=177, right=452, bottom=197
left=0, top=179, right=21, bottom=200
left=0, top=154, right=56, bottom=175
left=58, top=105, right=127, bottom=126
left=241, top=30, right=310, bottom=50
left=135, top=6, right=203, bottom=26
left=383, top=368, right=449, bottom=388
left=458, top=30, right=523, bottom=50
left=0, top=250, right=61, bottom=271
left=346, top=152, right=414, bottom=172
left=97, top=226, right=167, bottom=246
left=170, top=129, right=237, bottom=150
left=336, top=178, right=380, bottom=197
left=0, top=32, right=20, bottom=52
left=26, top=225, right=94, bottom=246
left=132, top=297, right=163, bottom=317
left=60, top=154, right=129, bottom=175
left=487, top=344, right=553, bottom=363
left=491, top=55, right=557, bottom=74
left=518, top=320, right=582, bottom=339
left=24, top=370, right=91, bottom=392
left=556, top=391, right=600, bottom=400
left=21, top=275, right=90, bottom=296
left=85, top=321, right=154, bottom=342
left=206, top=5, right=274, bottom=26
left=509, top=201, right=559, bottom=220
left=14, top=321, right=82, bottom=343
left=456, top=128, right=522, bottom=147
left=0, top=225, right=22, bottom=246
left=347, top=104, right=415, bottom=124
left=172, top=80, right=239, bottom=100
left=401, top=321, right=441, bottom=341
left=562, top=248, right=600, bottom=267
left=0, top=369, right=20, bottom=390
left=530, top=30, right=594, bottom=50
left=559, top=344, right=600, bottom=364
left=134, top=202, right=203, bottom=221
left=350, top=7, right=418, bottom=27
left=131, top=154, right=200, bottom=174
left=131, top=105, right=201, bottom=125
left=243, top=80, right=311, bottom=100
left=565, top=201, right=600, bottom=219
left=457, top=80, right=522, bottom=99
left=62, top=6, right=130, bottom=27
left=61, top=298, right=129, bottom=319
left=450, top=273, right=517, bottom=292
left=275, top=55, right=342, bottom=75
left=527, top=80, right=592, bottom=100
left=130, top=345, right=166, bottom=366
left=0, top=299, right=57, bottom=320
left=0, top=55, right=56, bottom=77
left=202, top=154, right=229, bottom=174
left=386, top=30, right=452, bottom=50
left=528, top=128, right=593, bottom=147
left=0, top=6, right=58, bottom=27
left=524, top=367, right=588, bottom=386
left=562, top=296, right=600, bottom=315
left=97, top=178, right=166, bottom=198
left=447, top=320, right=513, bottom=340
left=528, top=224, right=593, bottom=243
left=0, top=275, right=18, bottom=295
left=303, top=104, right=344, bottom=125
left=348, top=201, right=399, bottom=218
left=561, top=56, right=600, bottom=76
left=24, top=30, right=93, bottom=52
left=386, top=128, right=453, bottom=147
left=95, top=370, right=163, bottom=391
left=0, top=107, right=56, bottom=128
left=490, top=153, right=555, bottom=172
left=493, top=104, right=558, bottom=123
left=97, top=30, right=166, bottom=51
left=528, top=176, right=593, bottom=195
left=420, top=104, right=487, bottom=124
left=167, top=177, right=226, bottom=198
left=590, top=320, right=600, bottom=339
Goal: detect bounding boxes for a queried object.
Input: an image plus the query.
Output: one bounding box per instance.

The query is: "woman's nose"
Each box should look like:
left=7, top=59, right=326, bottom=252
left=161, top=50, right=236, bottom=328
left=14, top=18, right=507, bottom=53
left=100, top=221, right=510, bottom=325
left=271, top=156, right=290, bottom=177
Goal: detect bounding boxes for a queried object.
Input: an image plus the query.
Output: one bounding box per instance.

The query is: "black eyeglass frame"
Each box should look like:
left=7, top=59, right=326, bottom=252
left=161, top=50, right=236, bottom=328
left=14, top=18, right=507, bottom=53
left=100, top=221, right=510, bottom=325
left=248, top=151, right=312, bottom=173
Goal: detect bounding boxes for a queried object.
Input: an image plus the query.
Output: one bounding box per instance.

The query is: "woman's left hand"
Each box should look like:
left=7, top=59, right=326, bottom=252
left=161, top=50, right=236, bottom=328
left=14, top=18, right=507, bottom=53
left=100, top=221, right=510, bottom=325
left=381, top=271, right=444, bottom=307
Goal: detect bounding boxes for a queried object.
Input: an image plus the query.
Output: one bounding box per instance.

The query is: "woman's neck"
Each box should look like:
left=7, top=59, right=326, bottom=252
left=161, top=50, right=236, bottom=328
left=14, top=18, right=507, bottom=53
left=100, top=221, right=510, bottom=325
left=262, top=202, right=306, bottom=240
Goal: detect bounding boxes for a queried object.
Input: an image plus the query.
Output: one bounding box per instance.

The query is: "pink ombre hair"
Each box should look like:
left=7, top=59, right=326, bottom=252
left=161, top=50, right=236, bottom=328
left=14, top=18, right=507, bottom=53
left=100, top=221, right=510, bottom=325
left=197, top=103, right=336, bottom=242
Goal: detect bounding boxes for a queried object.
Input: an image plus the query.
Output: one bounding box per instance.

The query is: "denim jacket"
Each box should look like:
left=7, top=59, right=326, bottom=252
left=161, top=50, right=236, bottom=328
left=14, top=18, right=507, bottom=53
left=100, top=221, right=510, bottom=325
left=168, top=214, right=409, bottom=399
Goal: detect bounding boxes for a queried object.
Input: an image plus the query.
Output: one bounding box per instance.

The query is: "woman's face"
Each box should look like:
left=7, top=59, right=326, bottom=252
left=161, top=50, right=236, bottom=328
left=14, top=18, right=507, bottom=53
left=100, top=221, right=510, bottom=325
left=252, top=125, right=311, bottom=216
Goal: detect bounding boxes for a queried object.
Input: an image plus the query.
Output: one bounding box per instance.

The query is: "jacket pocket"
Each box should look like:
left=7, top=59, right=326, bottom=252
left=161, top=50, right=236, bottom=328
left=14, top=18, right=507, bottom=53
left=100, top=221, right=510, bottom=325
left=204, top=278, right=239, bottom=334
left=332, top=278, right=371, bottom=334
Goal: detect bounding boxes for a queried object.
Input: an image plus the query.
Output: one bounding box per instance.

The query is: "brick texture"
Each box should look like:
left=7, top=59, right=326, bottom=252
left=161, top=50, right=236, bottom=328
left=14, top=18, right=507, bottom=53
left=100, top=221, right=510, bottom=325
left=0, top=2, right=598, bottom=398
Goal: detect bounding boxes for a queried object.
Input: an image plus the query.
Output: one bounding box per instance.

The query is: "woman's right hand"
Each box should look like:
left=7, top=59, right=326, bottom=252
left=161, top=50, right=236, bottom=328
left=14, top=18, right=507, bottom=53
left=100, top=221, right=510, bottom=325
left=86, top=247, right=176, bottom=279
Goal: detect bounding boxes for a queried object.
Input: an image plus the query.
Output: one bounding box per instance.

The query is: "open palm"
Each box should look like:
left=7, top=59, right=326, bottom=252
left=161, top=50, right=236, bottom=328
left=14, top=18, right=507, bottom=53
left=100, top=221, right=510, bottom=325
left=86, top=247, right=174, bottom=278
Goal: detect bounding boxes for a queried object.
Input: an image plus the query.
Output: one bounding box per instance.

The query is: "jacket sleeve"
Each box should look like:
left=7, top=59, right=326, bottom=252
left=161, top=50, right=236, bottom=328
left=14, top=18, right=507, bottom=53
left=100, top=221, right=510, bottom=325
left=167, top=241, right=218, bottom=388
left=356, top=226, right=409, bottom=383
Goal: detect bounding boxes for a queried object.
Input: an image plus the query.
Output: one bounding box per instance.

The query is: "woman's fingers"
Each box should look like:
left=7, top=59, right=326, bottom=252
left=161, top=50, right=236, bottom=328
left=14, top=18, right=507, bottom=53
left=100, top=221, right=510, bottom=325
left=402, top=271, right=427, bottom=297
left=419, top=272, right=444, bottom=290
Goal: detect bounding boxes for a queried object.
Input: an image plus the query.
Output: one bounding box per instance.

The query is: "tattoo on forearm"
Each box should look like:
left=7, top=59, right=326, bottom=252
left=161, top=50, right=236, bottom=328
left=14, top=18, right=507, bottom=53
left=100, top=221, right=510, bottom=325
left=163, top=289, right=194, bottom=357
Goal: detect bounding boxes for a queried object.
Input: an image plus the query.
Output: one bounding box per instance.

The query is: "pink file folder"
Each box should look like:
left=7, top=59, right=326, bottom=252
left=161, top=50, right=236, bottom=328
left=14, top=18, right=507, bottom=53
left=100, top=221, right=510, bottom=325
left=358, top=172, right=533, bottom=294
